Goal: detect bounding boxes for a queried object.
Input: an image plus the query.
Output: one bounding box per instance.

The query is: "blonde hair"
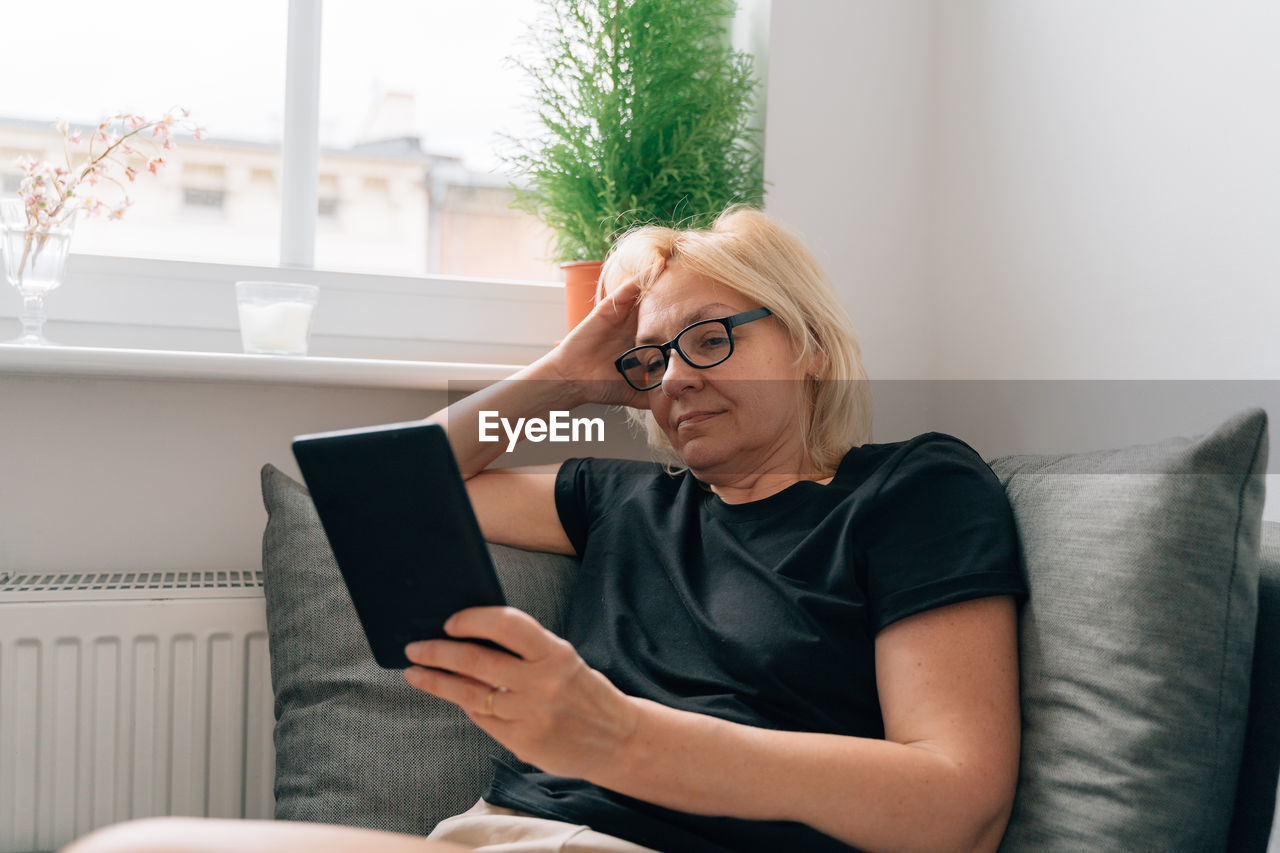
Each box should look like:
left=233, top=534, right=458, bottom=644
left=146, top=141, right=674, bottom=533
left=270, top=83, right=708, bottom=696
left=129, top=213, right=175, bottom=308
left=599, top=205, right=873, bottom=476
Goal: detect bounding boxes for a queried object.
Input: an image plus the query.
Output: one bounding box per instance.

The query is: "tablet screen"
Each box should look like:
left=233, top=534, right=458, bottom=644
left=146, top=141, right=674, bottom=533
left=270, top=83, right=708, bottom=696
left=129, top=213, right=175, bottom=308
left=292, top=421, right=507, bottom=668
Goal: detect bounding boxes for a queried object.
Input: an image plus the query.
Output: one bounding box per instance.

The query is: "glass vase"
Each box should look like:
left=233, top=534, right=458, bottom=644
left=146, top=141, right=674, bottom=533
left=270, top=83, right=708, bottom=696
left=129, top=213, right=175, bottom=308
left=1, top=199, right=74, bottom=346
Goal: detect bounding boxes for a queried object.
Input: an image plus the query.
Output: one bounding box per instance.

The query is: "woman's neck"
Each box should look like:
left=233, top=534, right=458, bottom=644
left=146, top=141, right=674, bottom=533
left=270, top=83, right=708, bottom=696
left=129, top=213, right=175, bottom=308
left=705, top=469, right=833, bottom=505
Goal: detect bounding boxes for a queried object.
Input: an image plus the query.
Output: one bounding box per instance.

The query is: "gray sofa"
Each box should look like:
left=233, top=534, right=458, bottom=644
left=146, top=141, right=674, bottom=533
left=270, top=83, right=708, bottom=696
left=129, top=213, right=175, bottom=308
left=1233, top=525, right=1280, bottom=850
left=260, top=407, right=1276, bottom=851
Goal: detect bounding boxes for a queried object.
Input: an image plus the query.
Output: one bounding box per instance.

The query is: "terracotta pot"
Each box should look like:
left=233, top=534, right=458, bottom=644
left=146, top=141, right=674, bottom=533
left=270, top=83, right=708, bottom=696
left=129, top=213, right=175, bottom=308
left=561, top=260, right=604, bottom=332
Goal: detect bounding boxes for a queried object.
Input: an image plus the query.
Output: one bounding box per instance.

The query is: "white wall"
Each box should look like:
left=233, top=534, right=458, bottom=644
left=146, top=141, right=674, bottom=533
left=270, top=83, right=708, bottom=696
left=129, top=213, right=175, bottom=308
left=764, top=0, right=1279, bottom=514
left=0, top=374, right=643, bottom=575
left=931, top=0, right=1280, bottom=382
left=0, top=375, right=443, bottom=574
left=766, top=0, right=1280, bottom=378
left=764, top=0, right=938, bottom=382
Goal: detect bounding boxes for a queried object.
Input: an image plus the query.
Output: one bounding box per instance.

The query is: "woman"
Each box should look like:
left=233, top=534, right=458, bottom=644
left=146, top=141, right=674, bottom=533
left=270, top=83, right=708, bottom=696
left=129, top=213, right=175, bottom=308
left=64, top=207, right=1025, bottom=853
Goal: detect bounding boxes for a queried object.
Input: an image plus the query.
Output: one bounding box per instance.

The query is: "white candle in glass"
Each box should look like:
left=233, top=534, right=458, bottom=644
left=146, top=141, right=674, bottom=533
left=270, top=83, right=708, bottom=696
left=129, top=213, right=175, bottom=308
left=238, top=301, right=315, bottom=354
left=235, top=281, right=319, bottom=355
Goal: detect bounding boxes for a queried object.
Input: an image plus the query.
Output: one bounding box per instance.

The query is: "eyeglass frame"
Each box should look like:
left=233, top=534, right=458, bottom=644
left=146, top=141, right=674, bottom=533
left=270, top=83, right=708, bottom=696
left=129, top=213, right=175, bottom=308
left=613, top=306, right=774, bottom=392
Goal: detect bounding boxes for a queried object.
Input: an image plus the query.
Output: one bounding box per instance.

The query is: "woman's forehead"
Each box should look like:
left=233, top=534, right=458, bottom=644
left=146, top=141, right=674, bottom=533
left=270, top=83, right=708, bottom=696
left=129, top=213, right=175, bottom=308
left=635, top=300, right=742, bottom=344
left=636, top=266, right=750, bottom=335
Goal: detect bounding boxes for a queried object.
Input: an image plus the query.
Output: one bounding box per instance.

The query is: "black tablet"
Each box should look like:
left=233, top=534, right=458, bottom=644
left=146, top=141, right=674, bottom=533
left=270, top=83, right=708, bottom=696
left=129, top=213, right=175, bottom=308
left=292, top=421, right=507, bottom=669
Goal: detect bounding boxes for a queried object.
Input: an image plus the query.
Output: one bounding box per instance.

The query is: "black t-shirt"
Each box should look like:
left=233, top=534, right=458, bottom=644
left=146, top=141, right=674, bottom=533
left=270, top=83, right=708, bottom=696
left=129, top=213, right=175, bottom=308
left=481, top=432, right=1027, bottom=853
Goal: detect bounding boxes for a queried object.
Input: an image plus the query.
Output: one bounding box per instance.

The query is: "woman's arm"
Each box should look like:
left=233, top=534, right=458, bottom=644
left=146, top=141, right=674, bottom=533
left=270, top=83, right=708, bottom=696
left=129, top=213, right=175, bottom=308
left=424, top=360, right=585, bottom=481
left=423, top=276, right=647, bottom=553
left=427, top=364, right=580, bottom=554
left=606, top=595, right=1021, bottom=853
left=407, top=594, right=1020, bottom=853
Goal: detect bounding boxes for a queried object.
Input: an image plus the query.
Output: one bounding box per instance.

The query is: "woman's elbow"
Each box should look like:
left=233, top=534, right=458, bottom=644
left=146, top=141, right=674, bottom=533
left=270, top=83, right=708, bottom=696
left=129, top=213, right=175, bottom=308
left=901, top=799, right=1013, bottom=853
left=902, top=764, right=1017, bottom=853
left=947, top=770, right=1017, bottom=853
left=968, top=796, right=1015, bottom=853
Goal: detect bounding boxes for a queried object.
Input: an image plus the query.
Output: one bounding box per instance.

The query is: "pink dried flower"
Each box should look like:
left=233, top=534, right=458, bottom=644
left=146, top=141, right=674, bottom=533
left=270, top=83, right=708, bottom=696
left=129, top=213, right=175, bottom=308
left=9, top=108, right=202, bottom=264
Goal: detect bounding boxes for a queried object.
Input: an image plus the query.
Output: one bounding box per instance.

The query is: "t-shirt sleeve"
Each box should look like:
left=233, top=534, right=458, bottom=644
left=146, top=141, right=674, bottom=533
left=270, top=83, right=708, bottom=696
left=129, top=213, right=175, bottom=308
left=553, top=457, right=658, bottom=557
left=552, top=455, right=670, bottom=555
left=554, top=457, right=591, bottom=557
left=862, top=434, right=1026, bottom=633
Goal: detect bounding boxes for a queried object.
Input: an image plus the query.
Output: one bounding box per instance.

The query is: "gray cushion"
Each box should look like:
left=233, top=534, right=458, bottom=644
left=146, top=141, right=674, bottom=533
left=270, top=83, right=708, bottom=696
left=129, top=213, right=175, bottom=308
left=259, top=463, right=580, bottom=835
left=992, top=408, right=1269, bottom=851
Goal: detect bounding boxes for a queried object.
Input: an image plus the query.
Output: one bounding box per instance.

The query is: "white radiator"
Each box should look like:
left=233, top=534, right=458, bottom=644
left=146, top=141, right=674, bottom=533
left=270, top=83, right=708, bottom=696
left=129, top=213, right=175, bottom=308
left=0, top=571, right=275, bottom=853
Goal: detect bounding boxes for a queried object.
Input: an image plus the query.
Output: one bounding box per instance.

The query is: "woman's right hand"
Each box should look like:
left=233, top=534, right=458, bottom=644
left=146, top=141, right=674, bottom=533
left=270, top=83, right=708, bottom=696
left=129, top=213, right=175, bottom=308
left=541, top=274, right=652, bottom=410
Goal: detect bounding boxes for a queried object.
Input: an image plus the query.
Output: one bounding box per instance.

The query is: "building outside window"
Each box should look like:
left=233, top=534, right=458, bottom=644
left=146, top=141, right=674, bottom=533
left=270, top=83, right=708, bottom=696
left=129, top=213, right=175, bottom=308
left=182, top=188, right=227, bottom=211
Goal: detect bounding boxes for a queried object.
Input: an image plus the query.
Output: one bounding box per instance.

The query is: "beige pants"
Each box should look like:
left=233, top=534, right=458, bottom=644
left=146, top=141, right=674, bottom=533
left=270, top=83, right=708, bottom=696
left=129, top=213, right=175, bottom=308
left=426, top=798, right=662, bottom=853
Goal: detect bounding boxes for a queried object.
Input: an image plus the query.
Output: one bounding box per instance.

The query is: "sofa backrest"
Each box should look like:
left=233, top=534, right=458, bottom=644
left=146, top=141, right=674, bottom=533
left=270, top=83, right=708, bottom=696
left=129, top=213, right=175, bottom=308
left=1228, top=518, right=1280, bottom=851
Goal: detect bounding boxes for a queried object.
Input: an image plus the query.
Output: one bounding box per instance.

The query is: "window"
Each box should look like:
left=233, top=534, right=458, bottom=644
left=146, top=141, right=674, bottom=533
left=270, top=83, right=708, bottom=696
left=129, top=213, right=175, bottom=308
left=315, top=0, right=559, bottom=280
left=0, top=0, right=557, bottom=282
left=0, top=1, right=768, bottom=361
left=0, top=1, right=284, bottom=265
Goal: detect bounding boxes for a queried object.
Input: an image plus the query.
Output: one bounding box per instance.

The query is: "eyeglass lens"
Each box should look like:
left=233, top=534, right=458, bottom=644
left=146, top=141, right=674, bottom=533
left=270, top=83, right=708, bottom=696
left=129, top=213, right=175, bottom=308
left=619, top=320, right=733, bottom=390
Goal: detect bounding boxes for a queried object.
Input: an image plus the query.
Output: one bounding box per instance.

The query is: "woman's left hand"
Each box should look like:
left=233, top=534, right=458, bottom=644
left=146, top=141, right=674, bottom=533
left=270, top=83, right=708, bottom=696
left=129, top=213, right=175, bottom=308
left=404, top=606, right=639, bottom=780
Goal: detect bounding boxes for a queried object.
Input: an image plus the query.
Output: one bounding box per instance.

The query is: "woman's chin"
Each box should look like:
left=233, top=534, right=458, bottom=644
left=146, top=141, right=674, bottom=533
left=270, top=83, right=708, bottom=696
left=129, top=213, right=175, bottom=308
left=673, top=439, right=736, bottom=478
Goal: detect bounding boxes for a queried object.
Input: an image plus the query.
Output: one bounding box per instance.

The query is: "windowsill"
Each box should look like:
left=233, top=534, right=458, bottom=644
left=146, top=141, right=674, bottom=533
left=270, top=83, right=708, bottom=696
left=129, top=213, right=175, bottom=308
left=0, top=253, right=567, bottom=377
left=0, top=343, right=525, bottom=390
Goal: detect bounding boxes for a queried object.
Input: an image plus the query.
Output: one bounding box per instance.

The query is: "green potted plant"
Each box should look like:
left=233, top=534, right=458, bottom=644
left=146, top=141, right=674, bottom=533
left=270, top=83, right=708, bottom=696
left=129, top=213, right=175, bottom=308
left=503, top=0, right=765, bottom=329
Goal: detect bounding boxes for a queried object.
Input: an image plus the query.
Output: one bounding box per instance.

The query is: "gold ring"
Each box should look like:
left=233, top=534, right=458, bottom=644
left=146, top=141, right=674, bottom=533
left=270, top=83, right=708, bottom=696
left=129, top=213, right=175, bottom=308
left=485, top=686, right=499, bottom=716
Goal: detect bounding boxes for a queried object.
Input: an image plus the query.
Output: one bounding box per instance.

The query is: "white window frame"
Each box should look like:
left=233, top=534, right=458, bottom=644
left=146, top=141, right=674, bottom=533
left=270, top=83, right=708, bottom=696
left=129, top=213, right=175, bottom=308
left=0, top=0, right=770, bottom=366
left=280, top=0, right=321, bottom=269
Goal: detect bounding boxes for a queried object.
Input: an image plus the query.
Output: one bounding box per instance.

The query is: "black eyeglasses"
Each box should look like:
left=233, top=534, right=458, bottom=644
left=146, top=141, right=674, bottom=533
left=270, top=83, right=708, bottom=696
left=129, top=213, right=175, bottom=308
left=614, top=307, right=773, bottom=391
